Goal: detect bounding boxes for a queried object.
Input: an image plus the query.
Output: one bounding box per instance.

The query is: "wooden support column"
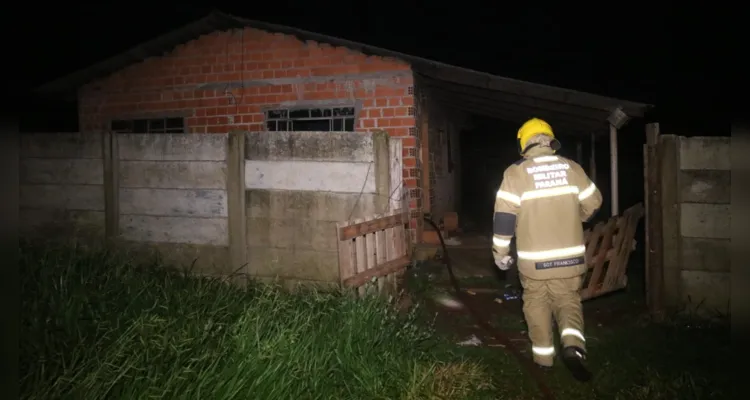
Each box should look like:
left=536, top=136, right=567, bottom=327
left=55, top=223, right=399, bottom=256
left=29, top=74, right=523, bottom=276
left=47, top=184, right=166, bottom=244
left=645, top=123, right=664, bottom=319
left=102, top=131, right=120, bottom=239
left=610, top=124, right=619, bottom=216
left=589, top=132, right=597, bottom=184
left=420, top=106, right=431, bottom=215
left=658, top=133, right=681, bottom=311
left=576, top=140, right=584, bottom=166
left=227, top=131, right=247, bottom=276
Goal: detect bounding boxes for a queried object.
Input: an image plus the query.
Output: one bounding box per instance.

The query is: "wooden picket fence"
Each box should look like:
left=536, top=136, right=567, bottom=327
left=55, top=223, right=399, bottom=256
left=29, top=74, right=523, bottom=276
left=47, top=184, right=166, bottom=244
left=580, top=203, right=644, bottom=300
left=336, top=210, right=411, bottom=296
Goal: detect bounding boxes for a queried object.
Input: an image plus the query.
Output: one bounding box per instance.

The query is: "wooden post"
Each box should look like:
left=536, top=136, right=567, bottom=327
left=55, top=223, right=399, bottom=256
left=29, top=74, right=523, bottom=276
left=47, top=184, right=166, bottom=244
left=372, top=130, right=390, bottom=215
left=576, top=140, right=583, bottom=166
left=658, top=133, right=681, bottom=311
left=102, top=131, right=120, bottom=239
left=227, top=131, right=247, bottom=275
left=645, top=123, right=664, bottom=318
left=336, top=220, right=356, bottom=291
left=420, top=105, right=431, bottom=214
left=589, top=132, right=597, bottom=184
left=609, top=124, right=619, bottom=216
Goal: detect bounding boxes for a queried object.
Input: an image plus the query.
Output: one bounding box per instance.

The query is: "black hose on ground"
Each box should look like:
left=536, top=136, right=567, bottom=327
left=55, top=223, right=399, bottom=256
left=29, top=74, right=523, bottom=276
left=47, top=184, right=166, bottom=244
left=423, top=217, right=555, bottom=400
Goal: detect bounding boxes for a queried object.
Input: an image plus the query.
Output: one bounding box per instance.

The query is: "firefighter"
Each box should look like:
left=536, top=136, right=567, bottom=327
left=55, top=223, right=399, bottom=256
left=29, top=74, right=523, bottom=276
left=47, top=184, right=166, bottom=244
left=492, top=118, right=602, bottom=382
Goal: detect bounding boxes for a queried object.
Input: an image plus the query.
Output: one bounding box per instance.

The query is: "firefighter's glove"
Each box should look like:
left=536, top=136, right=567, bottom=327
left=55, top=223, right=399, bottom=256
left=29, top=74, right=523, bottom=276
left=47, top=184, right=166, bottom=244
left=494, top=255, right=513, bottom=271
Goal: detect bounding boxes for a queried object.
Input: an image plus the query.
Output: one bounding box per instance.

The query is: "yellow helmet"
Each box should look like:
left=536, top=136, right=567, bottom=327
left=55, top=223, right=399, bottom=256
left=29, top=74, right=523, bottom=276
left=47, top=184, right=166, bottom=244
left=517, top=118, right=555, bottom=153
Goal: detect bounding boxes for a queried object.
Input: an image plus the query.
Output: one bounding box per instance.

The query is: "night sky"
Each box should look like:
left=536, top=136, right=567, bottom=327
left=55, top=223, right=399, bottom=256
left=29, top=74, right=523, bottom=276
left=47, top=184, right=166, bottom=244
left=14, top=2, right=721, bottom=220
left=19, top=3, right=719, bottom=134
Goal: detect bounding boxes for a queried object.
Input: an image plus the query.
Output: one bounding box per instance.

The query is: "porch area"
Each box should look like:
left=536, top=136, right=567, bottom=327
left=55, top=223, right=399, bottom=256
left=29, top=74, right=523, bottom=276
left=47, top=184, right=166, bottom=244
left=405, top=63, right=652, bottom=303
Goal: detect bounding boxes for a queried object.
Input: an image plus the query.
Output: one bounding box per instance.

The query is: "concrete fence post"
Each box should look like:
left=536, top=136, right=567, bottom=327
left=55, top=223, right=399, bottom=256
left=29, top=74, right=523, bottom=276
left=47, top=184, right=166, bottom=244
left=372, top=130, right=390, bottom=215
left=102, top=131, right=120, bottom=239
left=227, top=131, right=248, bottom=276
left=388, top=137, right=405, bottom=213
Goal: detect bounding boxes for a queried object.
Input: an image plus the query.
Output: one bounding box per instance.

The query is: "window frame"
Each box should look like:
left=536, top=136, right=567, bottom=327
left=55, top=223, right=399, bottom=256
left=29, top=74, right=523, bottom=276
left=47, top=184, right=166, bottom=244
left=263, top=101, right=361, bottom=132
left=110, top=117, right=186, bottom=134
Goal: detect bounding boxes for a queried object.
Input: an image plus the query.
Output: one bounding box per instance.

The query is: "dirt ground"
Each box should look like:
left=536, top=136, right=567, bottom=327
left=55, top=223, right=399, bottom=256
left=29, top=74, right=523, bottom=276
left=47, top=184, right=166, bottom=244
left=416, top=277, right=646, bottom=352
left=401, top=239, right=730, bottom=399
left=410, top=232, right=646, bottom=346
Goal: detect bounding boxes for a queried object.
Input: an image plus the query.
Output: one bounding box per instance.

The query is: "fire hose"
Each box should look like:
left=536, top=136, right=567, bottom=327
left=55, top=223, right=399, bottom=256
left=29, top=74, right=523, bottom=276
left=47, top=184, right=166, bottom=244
left=423, top=217, right=555, bottom=400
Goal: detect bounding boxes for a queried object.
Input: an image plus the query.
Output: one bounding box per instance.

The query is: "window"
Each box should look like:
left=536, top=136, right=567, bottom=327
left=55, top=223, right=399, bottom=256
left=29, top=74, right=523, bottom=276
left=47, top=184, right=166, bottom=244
left=265, top=106, right=356, bottom=132
left=110, top=117, right=185, bottom=133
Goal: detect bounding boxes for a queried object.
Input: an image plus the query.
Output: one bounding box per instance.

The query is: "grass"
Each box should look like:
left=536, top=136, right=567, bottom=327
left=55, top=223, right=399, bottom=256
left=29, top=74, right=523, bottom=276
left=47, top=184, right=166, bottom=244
left=405, top=262, right=732, bottom=399
left=20, top=242, right=493, bottom=400
left=464, top=313, right=732, bottom=399
left=21, top=242, right=732, bottom=399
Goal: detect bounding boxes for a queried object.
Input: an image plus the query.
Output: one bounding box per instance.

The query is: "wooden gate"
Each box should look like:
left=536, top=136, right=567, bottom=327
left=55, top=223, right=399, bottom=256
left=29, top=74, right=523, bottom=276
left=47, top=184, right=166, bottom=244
left=336, top=210, right=411, bottom=296
left=580, top=203, right=644, bottom=300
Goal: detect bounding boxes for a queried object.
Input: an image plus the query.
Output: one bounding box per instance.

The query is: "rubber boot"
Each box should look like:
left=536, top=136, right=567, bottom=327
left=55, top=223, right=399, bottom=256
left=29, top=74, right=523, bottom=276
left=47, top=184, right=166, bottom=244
left=561, top=346, right=592, bottom=382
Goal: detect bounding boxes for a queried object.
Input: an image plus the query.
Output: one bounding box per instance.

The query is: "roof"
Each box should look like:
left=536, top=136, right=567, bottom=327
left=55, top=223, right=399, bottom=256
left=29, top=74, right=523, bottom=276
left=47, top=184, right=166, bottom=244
left=37, top=11, right=652, bottom=135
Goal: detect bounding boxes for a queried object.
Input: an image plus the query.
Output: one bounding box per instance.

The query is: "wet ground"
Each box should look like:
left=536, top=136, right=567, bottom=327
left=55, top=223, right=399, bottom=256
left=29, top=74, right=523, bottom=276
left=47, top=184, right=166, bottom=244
left=401, top=233, right=730, bottom=399
left=405, top=230, right=652, bottom=364
left=412, top=268, right=646, bottom=353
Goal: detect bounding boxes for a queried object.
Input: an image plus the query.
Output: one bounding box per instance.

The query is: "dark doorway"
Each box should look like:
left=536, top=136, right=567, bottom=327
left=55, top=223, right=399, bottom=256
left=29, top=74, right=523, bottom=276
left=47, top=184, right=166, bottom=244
left=458, top=116, right=519, bottom=235
left=456, top=115, right=647, bottom=273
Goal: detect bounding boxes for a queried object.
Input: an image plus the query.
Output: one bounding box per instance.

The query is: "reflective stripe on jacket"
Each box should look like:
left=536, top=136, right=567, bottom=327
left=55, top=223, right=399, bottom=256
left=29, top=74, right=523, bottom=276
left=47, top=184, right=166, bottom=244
left=492, top=145, right=603, bottom=280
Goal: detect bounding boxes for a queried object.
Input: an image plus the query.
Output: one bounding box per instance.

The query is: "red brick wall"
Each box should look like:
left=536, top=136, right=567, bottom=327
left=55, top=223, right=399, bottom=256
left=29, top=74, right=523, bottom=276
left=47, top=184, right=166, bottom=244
left=78, top=28, right=422, bottom=241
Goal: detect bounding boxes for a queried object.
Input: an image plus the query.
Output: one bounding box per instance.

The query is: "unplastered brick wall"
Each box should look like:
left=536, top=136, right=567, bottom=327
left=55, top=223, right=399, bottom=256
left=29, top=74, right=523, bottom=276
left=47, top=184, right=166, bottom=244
left=77, top=27, right=422, bottom=241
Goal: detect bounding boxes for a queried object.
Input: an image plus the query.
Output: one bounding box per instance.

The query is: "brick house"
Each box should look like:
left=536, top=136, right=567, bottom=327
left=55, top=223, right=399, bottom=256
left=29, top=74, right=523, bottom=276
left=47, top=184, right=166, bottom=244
left=39, top=11, right=651, bottom=243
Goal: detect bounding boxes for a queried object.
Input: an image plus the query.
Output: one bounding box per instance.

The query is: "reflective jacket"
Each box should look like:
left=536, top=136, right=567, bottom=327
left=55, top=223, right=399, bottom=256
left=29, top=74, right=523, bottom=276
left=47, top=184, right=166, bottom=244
left=492, top=145, right=602, bottom=280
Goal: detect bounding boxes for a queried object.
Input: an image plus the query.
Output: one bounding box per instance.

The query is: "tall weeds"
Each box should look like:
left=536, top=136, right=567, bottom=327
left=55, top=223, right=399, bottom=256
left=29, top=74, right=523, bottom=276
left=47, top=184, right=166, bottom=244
left=20, top=242, right=490, bottom=400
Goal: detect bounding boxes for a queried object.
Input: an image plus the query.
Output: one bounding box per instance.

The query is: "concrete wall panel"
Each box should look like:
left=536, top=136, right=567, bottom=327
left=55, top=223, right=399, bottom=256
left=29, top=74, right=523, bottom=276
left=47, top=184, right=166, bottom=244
left=246, top=217, right=338, bottom=251
left=680, top=237, right=731, bottom=272
left=20, top=209, right=105, bottom=235
left=246, top=189, right=377, bottom=221
left=119, top=241, right=231, bottom=275
left=679, top=170, right=730, bottom=204
left=679, top=136, right=730, bottom=170
left=658, top=135, right=732, bottom=316
left=245, top=160, right=376, bottom=193
left=119, top=161, right=226, bottom=189
left=20, top=184, right=104, bottom=211
left=119, top=188, right=228, bottom=217
left=21, top=133, right=103, bottom=159
left=245, top=131, right=374, bottom=162
left=680, top=203, right=730, bottom=239
left=21, top=158, right=104, bottom=185
left=118, top=133, right=228, bottom=161
left=680, top=270, right=730, bottom=314
left=247, top=246, right=339, bottom=282
left=120, top=215, right=228, bottom=245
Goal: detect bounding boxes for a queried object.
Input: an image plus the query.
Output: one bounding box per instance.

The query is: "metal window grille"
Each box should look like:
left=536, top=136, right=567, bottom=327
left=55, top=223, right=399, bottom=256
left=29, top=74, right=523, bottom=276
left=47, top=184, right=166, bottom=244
left=111, top=117, right=185, bottom=133
left=265, top=107, right=356, bottom=132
